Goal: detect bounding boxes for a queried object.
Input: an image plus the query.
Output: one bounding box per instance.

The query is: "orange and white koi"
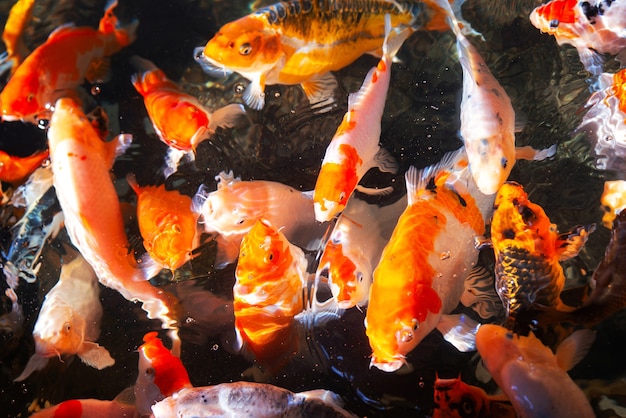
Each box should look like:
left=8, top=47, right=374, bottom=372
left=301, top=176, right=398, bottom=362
left=433, top=0, right=555, bottom=195
left=130, top=56, right=245, bottom=153
left=47, top=97, right=180, bottom=353
left=0, top=0, right=36, bottom=77
left=0, top=0, right=138, bottom=123
left=575, top=68, right=626, bottom=171
left=197, top=0, right=427, bottom=110
left=151, top=382, right=357, bottom=417
left=432, top=375, right=515, bottom=418
left=489, top=182, right=595, bottom=333
left=365, top=148, right=493, bottom=372
left=529, top=0, right=626, bottom=75
left=312, top=15, right=407, bottom=222
left=476, top=324, right=596, bottom=418
left=316, top=194, right=406, bottom=309
left=600, top=179, right=626, bottom=228
left=14, top=254, right=114, bottom=382
left=0, top=148, right=49, bottom=186
left=127, top=175, right=200, bottom=271
left=193, top=170, right=327, bottom=267
left=233, top=218, right=307, bottom=360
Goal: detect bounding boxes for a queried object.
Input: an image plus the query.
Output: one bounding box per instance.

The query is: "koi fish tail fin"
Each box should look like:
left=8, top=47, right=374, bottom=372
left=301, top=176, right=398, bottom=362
left=554, top=328, right=596, bottom=371
left=578, top=47, right=605, bottom=76
left=405, top=147, right=466, bottom=205
left=100, top=0, right=139, bottom=49
left=460, top=265, right=505, bottom=320
left=382, top=14, right=412, bottom=61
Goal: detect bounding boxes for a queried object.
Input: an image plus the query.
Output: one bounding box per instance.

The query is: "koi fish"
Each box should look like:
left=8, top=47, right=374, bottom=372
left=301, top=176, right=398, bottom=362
left=601, top=179, right=626, bottom=228
left=432, top=375, right=515, bottom=418
left=29, top=399, right=137, bottom=418
left=529, top=0, right=626, bottom=75
left=489, top=181, right=595, bottom=334
left=365, top=148, right=494, bottom=372
left=198, top=0, right=427, bottom=110
left=433, top=0, right=556, bottom=195
left=130, top=56, right=245, bottom=153
left=0, top=148, right=49, bottom=186
left=0, top=0, right=36, bottom=77
left=475, top=323, right=596, bottom=418
left=233, top=218, right=307, bottom=360
left=575, top=68, right=626, bottom=171
left=14, top=254, right=114, bottom=382
left=127, top=175, right=200, bottom=271
left=316, top=194, right=406, bottom=309
left=0, top=0, right=138, bottom=123
left=151, top=381, right=357, bottom=418
left=47, top=97, right=181, bottom=353
left=193, top=170, right=327, bottom=267
left=312, top=14, right=407, bottom=222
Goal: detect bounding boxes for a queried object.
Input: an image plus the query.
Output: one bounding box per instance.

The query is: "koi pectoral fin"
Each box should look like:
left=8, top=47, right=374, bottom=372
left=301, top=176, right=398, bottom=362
left=515, top=144, right=557, bottom=161
left=436, top=313, right=481, bottom=352
left=78, top=341, right=115, bottom=370
left=355, top=184, right=394, bottom=196
left=301, top=72, right=337, bottom=107
left=557, top=223, right=596, bottom=261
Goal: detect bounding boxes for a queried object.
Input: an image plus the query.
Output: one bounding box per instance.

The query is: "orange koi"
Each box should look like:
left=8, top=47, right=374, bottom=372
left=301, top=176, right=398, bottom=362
left=0, top=0, right=138, bottom=123
left=198, top=0, right=427, bottom=109
left=131, top=56, right=245, bottom=152
left=489, top=182, right=595, bottom=333
left=127, top=175, right=200, bottom=271
left=530, top=0, right=626, bottom=75
left=0, top=0, right=36, bottom=76
left=233, top=218, right=307, bottom=361
left=365, top=148, right=493, bottom=372
left=432, top=375, right=514, bottom=418
left=476, top=324, right=596, bottom=418
left=601, top=179, right=626, bottom=228
left=575, top=68, right=626, bottom=171
left=0, top=148, right=48, bottom=185
left=47, top=97, right=180, bottom=353
left=312, top=15, right=407, bottom=222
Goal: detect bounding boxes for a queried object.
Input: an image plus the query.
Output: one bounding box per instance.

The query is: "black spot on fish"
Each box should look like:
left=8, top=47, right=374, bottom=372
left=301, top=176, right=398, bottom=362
left=581, top=1, right=599, bottom=23
left=519, top=205, right=536, bottom=225
left=267, top=8, right=278, bottom=23
left=275, top=3, right=286, bottom=19
left=503, top=228, right=515, bottom=239
left=302, top=0, right=313, bottom=13
left=491, top=88, right=501, bottom=98
left=426, top=176, right=437, bottom=192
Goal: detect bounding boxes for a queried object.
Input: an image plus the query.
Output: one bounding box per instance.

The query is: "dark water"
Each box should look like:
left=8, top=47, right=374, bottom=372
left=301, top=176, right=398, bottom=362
left=0, top=0, right=625, bottom=417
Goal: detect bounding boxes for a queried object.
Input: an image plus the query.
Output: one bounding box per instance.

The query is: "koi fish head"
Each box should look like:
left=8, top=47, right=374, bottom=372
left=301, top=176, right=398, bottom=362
left=144, top=221, right=198, bottom=271
left=601, top=180, right=626, bottom=229
left=432, top=376, right=491, bottom=418
left=529, top=0, right=578, bottom=38
left=465, top=132, right=515, bottom=196
left=0, top=70, right=44, bottom=122
left=314, top=162, right=358, bottom=222
left=135, top=332, right=191, bottom=415
left=33, top=304, right=86, bottom=358
left=203, top=16, right=282, bottom=73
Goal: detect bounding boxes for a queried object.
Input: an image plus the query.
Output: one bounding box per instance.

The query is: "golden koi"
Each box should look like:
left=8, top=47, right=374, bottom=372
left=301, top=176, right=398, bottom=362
left=576, top=68, right=626, bottom=171
left=365, top=148, right=493, bottom=372
left=47, top=97, right=180, bottom=353
left=530, top=0, right=626, bottom=75
left=198, top=0, right=426, bottom=109
left=0, top=0, right=138, bottom=122
left=312, top=14, right=407, bottom=222
left=432, top=375, right=515, bottom=418
left=127, top=175, right=200, bottom=271
left=233, top=218, right=307, bottom=361
left=489, top=181, right=595, bottom=333
left=601, top=179, right=626, bottom=228
left=476, top=324, right=596, bottom=418
left=0, top=0, right=36, bottom=76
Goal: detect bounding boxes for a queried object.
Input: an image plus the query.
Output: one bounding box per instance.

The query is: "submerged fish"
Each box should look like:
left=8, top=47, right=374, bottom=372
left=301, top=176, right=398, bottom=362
left=312, top=14, right=406, bottom=222
left=233, top=218, right=307, bottom=360
left=601, top=179, right=626, bottom=228
left=127, top=175, right=200, bottom=272
left=131, top=56, right=245, bottom=153
left=0, top=0, right=138, bottom=122
left=316, top=194, right=406, bottom=309
left=529, top=0, right=626, bottom=75
left=193, top=170, right=327, bottom=267
left=489, top=181, right=595, bottom=333
left=432, top=375, right=515, bottom=418
left=15, top=254, right=114, bottom=382
left=433, top=0, right=555, bottom=195
left=575, top=68, right=626, bottom=171
left=365, top=148, right=493, bottom=372
left=475, top=323, right=596, bottom=418
left=0, top=0, right=36, bottom=76
left=47, top=97, right=181, bottom=352
left=151, top=381, right=357, bottom=417
left=198, top=0, right=426, bottom=109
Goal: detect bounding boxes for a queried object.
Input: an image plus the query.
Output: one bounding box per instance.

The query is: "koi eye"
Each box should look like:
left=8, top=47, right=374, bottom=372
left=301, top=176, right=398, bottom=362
left=357, top=272, right=364, bottom=283
left=27, top=93, right=34, bottom=102
left=239, top=43, right=252, bottom=55
left=501, top=157, right=508, bottom=169
left=264, top=251, right=276, bottom=263
left=412, top=319, right=419, bottom=330
left=549, top=19, right=559, bottom=28
left=338, top=191, right=346, bottom=203
left=237, top=219, right=245, bottom=225
left=460, top=396, right=476, bottom=417
left=62, top=322, right=71, bottom=334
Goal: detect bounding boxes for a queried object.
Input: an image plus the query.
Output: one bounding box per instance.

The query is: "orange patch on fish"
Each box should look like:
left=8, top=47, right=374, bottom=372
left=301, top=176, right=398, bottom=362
left=54, top=400, right=83, bottom=418
left=534, top=0, right=578, bottom=26
left=334, top=110, right=357, bottom=138
left=320, top=241, right=358, bottom=303
left=613, top=68, right=626, bottom=117
left=140, top=332, right=191, bottom=397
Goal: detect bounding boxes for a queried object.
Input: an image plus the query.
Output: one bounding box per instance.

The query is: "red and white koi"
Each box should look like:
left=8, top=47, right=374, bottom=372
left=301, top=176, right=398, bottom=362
left=47, top=97, right=181, bottom=353
left=0, top=0, right=138, bottom=123
left=365, top=148, right=493, bottom=372
left=312, top=15, right=407, bottom=222
left=14, top=254, right=114, bottom=382
left=193, top=170, right=327, bottom=267
left=529, top=0, right=626, bottom=75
